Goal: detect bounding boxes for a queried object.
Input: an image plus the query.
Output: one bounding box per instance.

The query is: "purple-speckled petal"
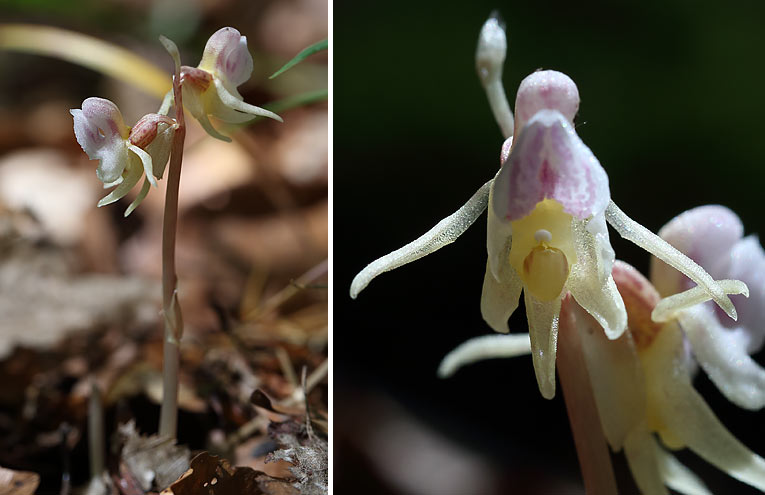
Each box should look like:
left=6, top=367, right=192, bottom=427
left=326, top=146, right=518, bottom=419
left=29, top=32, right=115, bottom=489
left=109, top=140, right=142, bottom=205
left=71, top=97, right=130, bottom=184
left=650, top=205, right=743, bottom=298
left=198, top=27, right=253, bottom=88
left=491, top=109, right=609, bottom=222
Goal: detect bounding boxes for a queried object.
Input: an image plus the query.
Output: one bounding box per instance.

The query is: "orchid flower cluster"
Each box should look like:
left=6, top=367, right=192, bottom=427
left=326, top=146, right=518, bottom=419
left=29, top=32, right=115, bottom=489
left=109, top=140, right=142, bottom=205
left=350, top=14, right=765, bottom=493
left=71, top=27, right=282, bottom=215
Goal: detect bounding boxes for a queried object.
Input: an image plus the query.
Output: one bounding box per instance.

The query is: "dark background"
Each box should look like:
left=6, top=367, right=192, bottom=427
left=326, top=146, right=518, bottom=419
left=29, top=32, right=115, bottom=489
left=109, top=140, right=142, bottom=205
left=335, top=1, right=765, bottom=493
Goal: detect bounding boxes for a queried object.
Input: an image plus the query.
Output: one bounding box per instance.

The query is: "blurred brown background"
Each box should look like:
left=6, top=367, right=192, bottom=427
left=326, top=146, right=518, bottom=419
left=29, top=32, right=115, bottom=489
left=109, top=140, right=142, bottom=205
left=0, top=0, right=327, bottom=493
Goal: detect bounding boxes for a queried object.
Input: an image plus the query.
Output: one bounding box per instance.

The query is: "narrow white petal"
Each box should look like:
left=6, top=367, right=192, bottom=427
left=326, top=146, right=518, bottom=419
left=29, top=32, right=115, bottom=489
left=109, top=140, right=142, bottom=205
left=437, top=333, right=531, bottom=378
left=350, top=180, right=492, bottom=298
left=124, top=178, right=151, bottom=217
left=652, top=280, right=748, bottom=323
left=679, top=305, right=765, bottom=410
left=524, top=291, right=561, bottom=400
left=127, top=143, right=157, bottom=188
left=97, top=160, right=142, bottom=207
left=480, top=261, right=523, bottom=333
left=645, top=325, right=765, bottom=491
left=624, top=424, right=669, bottom=495
left=571, top=299, right=644, bottom=450
left=568, top=216, right=627, bottom=339
left=214, top=78, right=283, bottom=122
left=606, top=200, right=737, bottom=321
left=655, top=440, right=712, bottom=495
left=486, top=179, right=514, bottom=280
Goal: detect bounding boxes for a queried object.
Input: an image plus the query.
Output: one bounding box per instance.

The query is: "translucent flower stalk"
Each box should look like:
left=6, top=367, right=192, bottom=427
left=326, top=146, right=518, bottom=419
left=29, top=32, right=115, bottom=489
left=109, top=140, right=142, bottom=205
left=350, top=15, right=736, bottom=400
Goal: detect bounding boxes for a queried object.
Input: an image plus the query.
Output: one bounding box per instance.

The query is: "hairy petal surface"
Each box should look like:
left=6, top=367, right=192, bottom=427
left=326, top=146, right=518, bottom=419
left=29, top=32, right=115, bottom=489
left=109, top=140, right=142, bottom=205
left=524, top=291, right=561, bottom=399
left=606, top=200, right=736, bottom=321
left=493, top=110, right=609, bottom=222
left=679, top=305, right=765, bottom=410
left=568, top=215, right=626, bottom=339
left=437, top=333, right=531, bottom=378
left=651, top=205, right=742, bottom=297
left=725, top=236, right=765, bottom=351
left=350, top=181, right=492, bottom=298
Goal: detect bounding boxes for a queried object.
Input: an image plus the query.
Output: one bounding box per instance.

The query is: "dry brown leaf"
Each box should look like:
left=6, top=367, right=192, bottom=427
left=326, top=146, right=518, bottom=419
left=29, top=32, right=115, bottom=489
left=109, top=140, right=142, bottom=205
left=119, top=421, right=190, bottom=491
left=167, top=452, right=298, bottom=495
left=0, top=465, right=39, bottom=495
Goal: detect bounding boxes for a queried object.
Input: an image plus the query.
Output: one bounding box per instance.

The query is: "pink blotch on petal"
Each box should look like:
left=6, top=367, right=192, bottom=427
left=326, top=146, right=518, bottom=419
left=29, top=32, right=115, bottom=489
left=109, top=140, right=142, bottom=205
left=491, top=110, right=609, bottom=222
left=200, top=27, right=253, bottom=87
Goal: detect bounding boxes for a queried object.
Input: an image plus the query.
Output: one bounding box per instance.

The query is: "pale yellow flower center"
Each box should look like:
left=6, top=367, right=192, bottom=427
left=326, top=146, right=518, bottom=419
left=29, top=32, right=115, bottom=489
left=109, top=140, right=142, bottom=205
left=508, top=199, right=577, bottom=301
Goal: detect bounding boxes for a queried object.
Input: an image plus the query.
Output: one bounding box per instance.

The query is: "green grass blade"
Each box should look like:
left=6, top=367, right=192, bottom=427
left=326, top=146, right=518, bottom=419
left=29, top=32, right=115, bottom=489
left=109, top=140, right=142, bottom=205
left=269, top=39, right=327, bottom=79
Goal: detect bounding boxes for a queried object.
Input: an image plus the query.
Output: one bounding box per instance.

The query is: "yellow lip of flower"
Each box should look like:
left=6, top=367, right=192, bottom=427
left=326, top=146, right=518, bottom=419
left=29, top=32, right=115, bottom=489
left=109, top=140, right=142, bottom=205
left=508, top=199, right=576, bottom=302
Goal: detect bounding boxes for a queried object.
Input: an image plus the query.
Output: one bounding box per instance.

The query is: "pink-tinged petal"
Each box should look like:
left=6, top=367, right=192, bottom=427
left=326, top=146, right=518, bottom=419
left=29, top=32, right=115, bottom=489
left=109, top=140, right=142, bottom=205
left=71, top=108, right=102, bottom=158
left=726, top=236, right=765, bottom=350
left=199, top=27, right=253, bottom=88
left=80, top=97, right=128, bottom=140
left=679, top=305, right=765, bottom=410
left=514, top=70, right=579, bottom=133
left=499, top=136, right=513, bottom=165
left=492, top=109, right=609, bottom=221
left=72, top=98, right=130, bottom=184
left=611, top=261, right=663, bottom=351
left=651, top=205, right=743, bottom=297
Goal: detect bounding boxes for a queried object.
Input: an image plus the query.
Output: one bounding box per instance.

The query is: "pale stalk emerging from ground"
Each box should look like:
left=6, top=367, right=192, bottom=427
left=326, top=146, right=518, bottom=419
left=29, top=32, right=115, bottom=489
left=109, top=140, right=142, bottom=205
left=158, top=37, right=186, bottom=439
left=557, top=295, right=618, bottom=494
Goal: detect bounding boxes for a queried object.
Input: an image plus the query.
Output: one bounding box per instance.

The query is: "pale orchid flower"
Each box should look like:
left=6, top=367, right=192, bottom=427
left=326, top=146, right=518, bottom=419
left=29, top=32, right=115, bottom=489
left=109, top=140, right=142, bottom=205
left=651, top=205, right=765, bottom=410
left=71, top=97, right=176, bottom=216
left=179, top=27, right=282, bottom=142
left=439, top=209, right=765, bottom=494
left=350, top=15, right=737, bottom=399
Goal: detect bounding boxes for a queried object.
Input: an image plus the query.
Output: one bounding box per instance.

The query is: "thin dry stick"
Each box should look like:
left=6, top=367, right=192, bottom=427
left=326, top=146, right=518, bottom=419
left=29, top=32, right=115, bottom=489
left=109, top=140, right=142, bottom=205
left=158, top=38, right=186, bottom=439
left=557, top=295, right=618, bottom=495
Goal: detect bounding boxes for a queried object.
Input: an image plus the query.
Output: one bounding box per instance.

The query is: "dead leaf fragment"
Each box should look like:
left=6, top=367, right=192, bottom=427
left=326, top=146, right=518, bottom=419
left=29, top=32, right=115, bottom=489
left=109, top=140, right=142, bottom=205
left=168, top=452, right=298, bottom=495
left=0, top=465, right=39, bottom=495
left=119, top=421, right=190, bottom=491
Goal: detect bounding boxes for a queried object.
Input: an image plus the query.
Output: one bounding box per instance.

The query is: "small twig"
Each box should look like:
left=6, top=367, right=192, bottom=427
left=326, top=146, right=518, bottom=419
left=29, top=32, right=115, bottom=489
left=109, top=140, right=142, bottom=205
left=243, top=259, right=328, bottom=321
left=276, top=347, right=300, bottom=389
left=557, top=295, right=618, bottom=495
